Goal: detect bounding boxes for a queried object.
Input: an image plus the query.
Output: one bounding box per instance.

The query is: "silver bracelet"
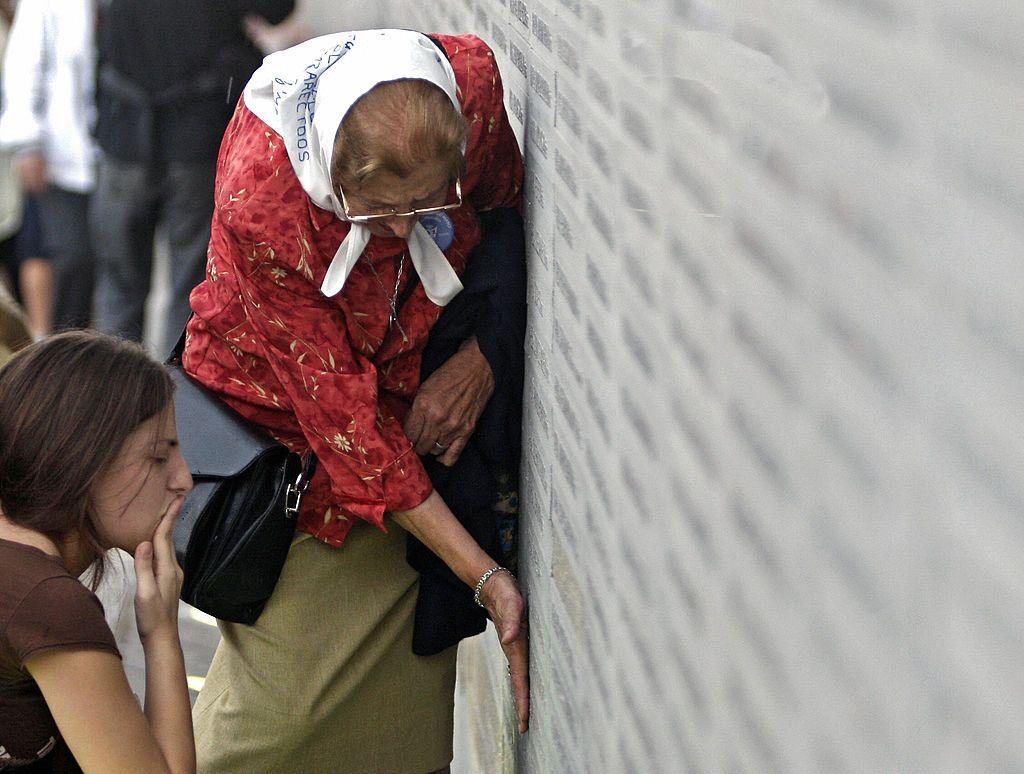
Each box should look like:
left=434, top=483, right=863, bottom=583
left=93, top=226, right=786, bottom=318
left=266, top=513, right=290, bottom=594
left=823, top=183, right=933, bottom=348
left=473, top=565, right=514, bottom=608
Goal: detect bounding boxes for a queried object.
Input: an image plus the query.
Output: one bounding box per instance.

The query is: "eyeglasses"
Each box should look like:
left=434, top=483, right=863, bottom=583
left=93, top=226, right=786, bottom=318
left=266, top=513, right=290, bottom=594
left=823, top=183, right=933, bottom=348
left=339, top=178, right=463, bottom=223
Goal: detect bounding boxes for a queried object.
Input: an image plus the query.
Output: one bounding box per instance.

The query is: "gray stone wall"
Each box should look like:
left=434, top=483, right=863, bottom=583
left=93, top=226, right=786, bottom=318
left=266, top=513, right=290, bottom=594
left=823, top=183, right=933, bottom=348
left=307, top=1, right=1024, bottom=771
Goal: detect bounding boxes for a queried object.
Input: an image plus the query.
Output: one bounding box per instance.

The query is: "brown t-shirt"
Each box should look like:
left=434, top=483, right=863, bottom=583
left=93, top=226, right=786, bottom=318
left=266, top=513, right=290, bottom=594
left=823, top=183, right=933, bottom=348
left=0, top=539, right=120, bottom=772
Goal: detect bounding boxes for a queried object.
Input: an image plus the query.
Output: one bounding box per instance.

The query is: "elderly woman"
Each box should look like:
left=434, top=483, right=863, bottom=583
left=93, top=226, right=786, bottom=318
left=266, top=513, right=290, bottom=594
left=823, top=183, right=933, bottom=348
left=182, top=29, right=528, bottom=772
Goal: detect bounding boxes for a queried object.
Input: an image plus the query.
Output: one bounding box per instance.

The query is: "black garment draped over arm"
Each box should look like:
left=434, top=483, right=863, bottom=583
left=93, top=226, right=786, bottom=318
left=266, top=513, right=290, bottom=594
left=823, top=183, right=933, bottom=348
left=408, top=207, right=528, bottom=656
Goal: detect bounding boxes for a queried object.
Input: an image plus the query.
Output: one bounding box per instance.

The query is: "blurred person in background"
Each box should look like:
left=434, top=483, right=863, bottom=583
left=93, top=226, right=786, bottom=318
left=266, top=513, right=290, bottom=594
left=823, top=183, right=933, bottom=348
left=8, top=196, right=54, bottom=340
left=0, top=0, right=51, bottom=341
left=0, top=0, right=32, bottom=376
left=243, top=10, right=311, bottom=55
left=0, top=0, right=96, bottom=337
left=91, top=0, right=294, bottom=356
left=0, top=1, right=23, bottom=309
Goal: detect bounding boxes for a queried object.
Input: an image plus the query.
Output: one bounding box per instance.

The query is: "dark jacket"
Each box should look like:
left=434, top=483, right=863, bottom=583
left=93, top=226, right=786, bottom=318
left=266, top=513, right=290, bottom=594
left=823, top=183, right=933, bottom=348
left=408, top=207, right=527, bottom=656
left=95, top=0, right=294, bottom=164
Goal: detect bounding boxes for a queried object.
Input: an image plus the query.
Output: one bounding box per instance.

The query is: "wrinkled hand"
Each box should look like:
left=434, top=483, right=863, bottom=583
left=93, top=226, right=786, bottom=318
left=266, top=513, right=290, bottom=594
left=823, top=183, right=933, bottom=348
left=134, top=500, right=185, bottom=643
left=478, top=571, right=530, bottom=733
left=404, top=337, right=494, bottom=466
left=17, top=152, right=47, bottom=195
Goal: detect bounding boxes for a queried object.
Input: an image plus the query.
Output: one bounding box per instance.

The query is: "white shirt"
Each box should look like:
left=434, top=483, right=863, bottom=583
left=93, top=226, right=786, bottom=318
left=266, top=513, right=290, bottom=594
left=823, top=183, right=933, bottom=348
left=0, top=0, right=96, bottom=193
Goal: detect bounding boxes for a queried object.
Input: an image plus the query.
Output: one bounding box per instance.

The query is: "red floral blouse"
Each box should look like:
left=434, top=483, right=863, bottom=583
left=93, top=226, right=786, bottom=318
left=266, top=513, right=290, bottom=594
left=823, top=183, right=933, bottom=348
left=183, top=34, right=523, bottom=546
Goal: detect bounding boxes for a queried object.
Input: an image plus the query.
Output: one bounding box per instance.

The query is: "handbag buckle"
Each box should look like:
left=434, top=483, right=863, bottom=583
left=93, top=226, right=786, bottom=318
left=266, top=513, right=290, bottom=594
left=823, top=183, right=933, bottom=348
left=285, top=483, right=303, bottom=519
left=284, top=454, right=317, bottom=519
left=284, top=452, right=315, bottom=520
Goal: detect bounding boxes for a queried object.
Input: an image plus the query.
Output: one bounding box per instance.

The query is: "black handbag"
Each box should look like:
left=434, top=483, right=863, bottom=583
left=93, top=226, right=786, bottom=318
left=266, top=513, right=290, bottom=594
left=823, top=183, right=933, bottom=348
left=167, top=340, right=316, bottom=625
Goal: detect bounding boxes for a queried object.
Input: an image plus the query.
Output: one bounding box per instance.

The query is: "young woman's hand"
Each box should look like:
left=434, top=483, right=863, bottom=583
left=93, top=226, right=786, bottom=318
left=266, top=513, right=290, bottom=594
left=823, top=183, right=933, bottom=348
left=134, top=501, right=185, bottom=643
left=478, top=571, right=530, bottom=733
left=134, top=499, right=195, bottom=773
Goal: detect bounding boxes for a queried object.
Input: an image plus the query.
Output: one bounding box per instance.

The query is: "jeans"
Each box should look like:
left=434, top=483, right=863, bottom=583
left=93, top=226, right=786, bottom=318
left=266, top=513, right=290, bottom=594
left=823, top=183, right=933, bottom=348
left=91, top=157, right=215, bottom=356
left=40, top=186, right=94, bottom=330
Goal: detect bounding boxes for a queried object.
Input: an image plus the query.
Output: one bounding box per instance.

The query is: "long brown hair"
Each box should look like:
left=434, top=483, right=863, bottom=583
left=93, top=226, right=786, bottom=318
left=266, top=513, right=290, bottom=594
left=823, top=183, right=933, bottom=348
left=0, top=331, right=174, bottom=585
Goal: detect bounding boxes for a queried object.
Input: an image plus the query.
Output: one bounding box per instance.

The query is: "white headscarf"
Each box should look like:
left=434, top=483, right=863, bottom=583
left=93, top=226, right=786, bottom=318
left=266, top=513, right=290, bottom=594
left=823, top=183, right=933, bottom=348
left=243, top=29, right=464, bottom=305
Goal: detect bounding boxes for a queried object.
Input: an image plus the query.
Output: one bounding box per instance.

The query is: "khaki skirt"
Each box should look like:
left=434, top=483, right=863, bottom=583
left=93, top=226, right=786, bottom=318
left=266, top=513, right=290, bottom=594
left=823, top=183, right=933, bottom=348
left=192, top=522, right=457, bottom=774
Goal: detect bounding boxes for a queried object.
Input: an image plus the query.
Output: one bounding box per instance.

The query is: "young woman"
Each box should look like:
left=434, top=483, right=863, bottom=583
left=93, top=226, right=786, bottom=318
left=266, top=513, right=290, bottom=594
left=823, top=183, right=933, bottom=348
left=0, top=331, right=195, bottom=773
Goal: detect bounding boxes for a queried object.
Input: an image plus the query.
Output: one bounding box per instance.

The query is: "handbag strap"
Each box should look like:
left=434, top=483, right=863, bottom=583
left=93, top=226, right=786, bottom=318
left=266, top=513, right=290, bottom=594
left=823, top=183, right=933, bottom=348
left=167, top=320, right=188, bottom=365
left=286, top=452, right=318, bottom=518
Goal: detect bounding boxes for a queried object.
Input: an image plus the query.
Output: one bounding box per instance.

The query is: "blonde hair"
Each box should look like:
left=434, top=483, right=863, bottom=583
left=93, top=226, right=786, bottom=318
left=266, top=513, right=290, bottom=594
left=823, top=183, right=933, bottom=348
left=331, top=79, right=467, bottom=189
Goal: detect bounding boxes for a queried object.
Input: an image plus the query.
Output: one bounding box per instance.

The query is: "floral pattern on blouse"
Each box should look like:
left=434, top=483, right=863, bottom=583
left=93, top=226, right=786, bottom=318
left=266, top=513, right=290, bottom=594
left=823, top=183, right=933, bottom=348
left=183, top=34, right=523, bottom=547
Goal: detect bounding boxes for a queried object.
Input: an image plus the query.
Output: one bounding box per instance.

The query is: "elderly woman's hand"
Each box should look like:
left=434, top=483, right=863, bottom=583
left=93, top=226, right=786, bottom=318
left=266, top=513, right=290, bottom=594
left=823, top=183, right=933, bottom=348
left=393, top=492, right=529, bottom=732
left=478, top=571, right=530, bottom=733
left=404, top=336, right=494, bottom=466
